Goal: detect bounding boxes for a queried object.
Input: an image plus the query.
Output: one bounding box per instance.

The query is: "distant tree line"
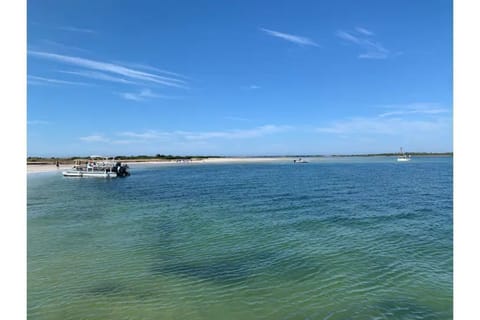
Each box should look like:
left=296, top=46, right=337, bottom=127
left=27, top=154, right=223, bottom=163
left=329, top=152, right=453, bottom=157
left=113, top=154, right=221, bottom=160
left=26, top=152, right=452, bottom=163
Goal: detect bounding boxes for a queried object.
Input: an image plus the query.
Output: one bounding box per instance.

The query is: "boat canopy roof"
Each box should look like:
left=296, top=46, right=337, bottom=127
left=89, top=155, right=115, bottom=160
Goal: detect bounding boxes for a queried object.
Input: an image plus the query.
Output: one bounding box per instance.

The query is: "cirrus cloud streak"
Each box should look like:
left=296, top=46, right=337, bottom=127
left=260, top=28, right=319, bottom=47
left=29, top=50, right=188, bottom=88
left=80, top=125, right=291, bottom=144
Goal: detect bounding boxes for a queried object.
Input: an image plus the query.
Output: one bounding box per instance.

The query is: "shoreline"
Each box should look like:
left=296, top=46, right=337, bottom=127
left=27, top=154, right=452, bottom=174
left=27, top=164, right=71, bottom=174
left=26, top=157, right=293, bottom=174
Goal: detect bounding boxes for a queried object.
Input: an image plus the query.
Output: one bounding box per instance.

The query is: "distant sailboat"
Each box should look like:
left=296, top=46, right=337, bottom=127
left=397, top=147, right=412, bottom=162
left=293, top=158, right=309, bottom=163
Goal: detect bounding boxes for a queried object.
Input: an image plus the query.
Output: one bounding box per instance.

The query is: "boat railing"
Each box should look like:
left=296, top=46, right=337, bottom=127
left=70, top=159, right=129, bottom=175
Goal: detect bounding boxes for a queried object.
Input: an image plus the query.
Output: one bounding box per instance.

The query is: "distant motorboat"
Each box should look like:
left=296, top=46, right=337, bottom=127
left=62, top=156, right=130, bottom=178
left=397, top=148, right=412, bottom=162
left=293, top=158, right=309, bottom=163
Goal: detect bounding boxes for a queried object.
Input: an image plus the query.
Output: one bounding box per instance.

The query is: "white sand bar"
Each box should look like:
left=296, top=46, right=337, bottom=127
left=27, top=157, right=297, bottom=174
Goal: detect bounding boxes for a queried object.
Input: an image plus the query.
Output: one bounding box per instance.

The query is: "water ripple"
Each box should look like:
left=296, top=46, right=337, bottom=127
left=28, top=157, right=453, bottom=319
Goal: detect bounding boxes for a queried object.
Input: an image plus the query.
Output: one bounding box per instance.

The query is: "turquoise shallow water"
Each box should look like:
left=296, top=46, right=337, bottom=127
left=27, top=157, right=452, bottom=319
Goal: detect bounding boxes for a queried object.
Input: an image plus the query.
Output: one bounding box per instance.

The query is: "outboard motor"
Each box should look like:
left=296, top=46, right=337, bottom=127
left=117, top=163, right=130, bottom=177
left=110, top=161, right=130, bottom=177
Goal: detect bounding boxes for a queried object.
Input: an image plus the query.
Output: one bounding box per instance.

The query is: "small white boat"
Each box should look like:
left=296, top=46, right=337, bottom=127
left=293, top=158, right=309, bottom=163
left=397, top=148, right=412, bottom=162
left=62, top=156, right=130, bottom=178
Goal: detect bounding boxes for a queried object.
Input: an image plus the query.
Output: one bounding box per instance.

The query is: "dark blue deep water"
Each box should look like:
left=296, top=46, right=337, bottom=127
left=28, top=157, right=453, bottom=319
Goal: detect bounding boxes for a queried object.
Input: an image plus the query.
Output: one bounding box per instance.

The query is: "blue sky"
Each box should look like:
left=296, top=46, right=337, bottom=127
left=27, top=0, right=452, bottom=156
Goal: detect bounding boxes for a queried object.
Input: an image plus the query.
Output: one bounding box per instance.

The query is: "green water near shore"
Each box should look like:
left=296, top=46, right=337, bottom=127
left=28, top=157, right=452, bottom=319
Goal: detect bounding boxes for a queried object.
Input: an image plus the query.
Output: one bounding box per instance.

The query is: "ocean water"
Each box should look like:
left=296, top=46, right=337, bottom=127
left=27, top=157, right=453, bottom=320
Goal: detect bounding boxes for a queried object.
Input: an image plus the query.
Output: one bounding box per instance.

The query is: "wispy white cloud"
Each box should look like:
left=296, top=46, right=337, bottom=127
left=240, top=84, right=261, bottom=90
left=80, top=124, right=295, bottom=155
left=336, top=28, right=392, bottom=59
left=378, top=108, right=449, bottom=118
left=377, top=102, right=450, bottom=117
left=179, top=125, right=291, bottom=140
left=28, top=51, right=188, bottom=88
left=260, top=28, right=319, bottom=47
left=58, top=26, right=95, bottom=34
left=355, top=27, right=374, bottom=36
left=118, top=130, right=168, bottom=139
left=27, top=75, right=89, bottom=86
left=79, top=134, right=110, bottom=142
left=60, top=70, right=136, bottom=84
left=118, top=88, right=173, bottom=101
left=121, top=93, right=144, bottom=101
left=336, top=31, right=362, bottom=44
left=316, top=116, right=450, bottom=135
left=120, top=62, right=190, bottom=80
left=38, top=40, right=91, bottom=54
left=85, top=125, right=291, bottom=145
left=316, top=103, right=451, bottom=135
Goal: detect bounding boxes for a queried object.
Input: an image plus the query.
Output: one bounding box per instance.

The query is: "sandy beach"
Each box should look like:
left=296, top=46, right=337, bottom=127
left=27, top=164, right=72, bottom=174
left=27, top=157, right=294, bottom=174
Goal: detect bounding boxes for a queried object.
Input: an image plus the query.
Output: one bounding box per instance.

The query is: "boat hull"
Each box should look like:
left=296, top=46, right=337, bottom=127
left=62, top=171, right=118, bottom=178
